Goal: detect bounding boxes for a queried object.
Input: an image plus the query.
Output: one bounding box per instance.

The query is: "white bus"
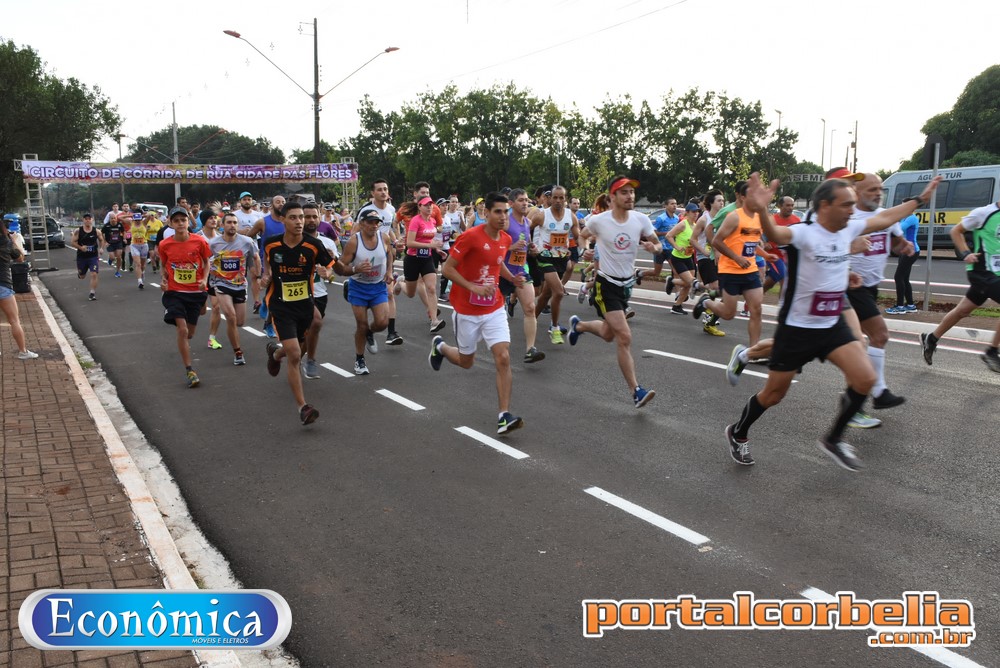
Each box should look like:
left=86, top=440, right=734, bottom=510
left=882, top=165, right=1000, bottom=250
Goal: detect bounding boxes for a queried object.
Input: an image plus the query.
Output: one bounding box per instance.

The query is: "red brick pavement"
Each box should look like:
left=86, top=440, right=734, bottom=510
left=1, top=291, right=199, bottom=667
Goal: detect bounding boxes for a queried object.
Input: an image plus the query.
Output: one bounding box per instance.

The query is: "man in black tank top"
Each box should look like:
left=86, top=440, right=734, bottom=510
left=71, top=213, right=106, bottom=301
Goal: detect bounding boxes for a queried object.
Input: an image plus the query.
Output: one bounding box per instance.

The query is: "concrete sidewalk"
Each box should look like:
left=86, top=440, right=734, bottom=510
left=1, top=287, right=236, bottom=668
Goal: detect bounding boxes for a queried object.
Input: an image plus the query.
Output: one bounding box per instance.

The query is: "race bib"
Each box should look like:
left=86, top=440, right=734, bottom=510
left=510, top=249, right=527, bottom=266
left=84, top=245, right=95, bottom=253
left=550, top=232, right=568, bottom=248
left=469, top=289, right=497, bottom=307
left=988, top=254, right=1000, bottom=273
left=173, top=267, right=197, bottom=285
left=281, top=280, right=309, bottom=301
left=442, top=230, right=452, bottom=243
left=809, top=291, right=843, bottom=316
left=221, top=257, right=241, bottom=272
left=416, top=247, right=431, bottom=257
left=864, top=233, right=887, bottom=256
left=741, top=241, right=758, bottom=257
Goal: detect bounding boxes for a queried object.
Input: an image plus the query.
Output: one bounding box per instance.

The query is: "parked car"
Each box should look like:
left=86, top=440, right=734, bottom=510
left=24, top=216, right=66, bottom=250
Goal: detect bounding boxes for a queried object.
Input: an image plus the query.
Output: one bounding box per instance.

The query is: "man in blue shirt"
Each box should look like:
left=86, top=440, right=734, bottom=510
left=636, top=198, right=678, bottom=285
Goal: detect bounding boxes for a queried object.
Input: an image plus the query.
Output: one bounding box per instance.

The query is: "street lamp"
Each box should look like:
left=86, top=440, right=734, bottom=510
left=830, top=128, right=837, bottom=167
left=775, top=109, right=782, bottom=133
left=820, top=118, right=826, bottom=170
left=224, top=22, right=398, bottom=201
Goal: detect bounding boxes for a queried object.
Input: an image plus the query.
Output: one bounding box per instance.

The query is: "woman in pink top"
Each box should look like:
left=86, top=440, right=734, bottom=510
left=403, top=196, right=445, bottom=332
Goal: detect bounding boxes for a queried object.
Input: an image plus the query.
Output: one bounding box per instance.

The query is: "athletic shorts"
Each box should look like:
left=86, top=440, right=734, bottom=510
left=347, top=279, right=388, bottom=308
left=129, top=243, right=148, bottom=258
left=108, top=242, right=124, bottom=252
left=527, top=255, right=544, bottom=286
left=765, top=259, right=786, bottom=283
left=162, top=291, right=207, bottom=326
left=755, top=255, right=766, bottom=268
left=452, top=307, right=510, bottom=355
left=593, top=274, right=631, bottom=318
left=965, top=270, right=1000, bottom=307
left=433, top=249, right=449, bottom=269
left=569, top=246, right=579, bottom=263
left=0, top=285, right=15, bottom=300
left=845, top=285, right=881, bottom=322
left=653, top=249, right=672, bottom=265
left=268, top=301, right=314, bottom=342
left=537, top=255, right=568, bottom=275
left=213, top=284, right=247, bottom=304
left=719, top=272, right=763, bottom=296
left=403, top=254, right=436, bottom=281
left=314, top=294, right=328, bottom=318
left=499, top=274, right=530, bottom=297
left=669, top=255, right=696, bottom=275
left=77, top=257, right=99, bottom=276
left=697, top=258, right=717, bottom=284
left=769, top=316, right=858, bottom=373
left=148, top=241, right=158, bottom=250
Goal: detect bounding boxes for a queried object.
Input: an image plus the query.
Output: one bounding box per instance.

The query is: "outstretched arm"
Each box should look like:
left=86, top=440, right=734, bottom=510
left=863, top=176, right=942, bottom=234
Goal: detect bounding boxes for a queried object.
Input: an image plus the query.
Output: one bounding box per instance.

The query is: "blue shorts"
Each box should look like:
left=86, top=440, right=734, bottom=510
left=765, top=259, right=786, bottom=283
left=0, top=285, right=14, bottom=300
left=347, top=279, right=388, bottom=308
left=719, top=272, right=763, bottom=296
left=77, top=257, right=99, bottom=276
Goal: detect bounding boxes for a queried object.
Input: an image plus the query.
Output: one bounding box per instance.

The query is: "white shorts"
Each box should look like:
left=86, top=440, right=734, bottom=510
left=452, top=307, right=510, bottom=355
left=129, top=243, right=149, bottom=258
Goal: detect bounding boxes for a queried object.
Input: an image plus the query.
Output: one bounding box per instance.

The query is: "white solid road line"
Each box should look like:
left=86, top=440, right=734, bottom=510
left=800, top=587, right=985, bottom=668
left=320, top=362, right=355, bottom=378
left=454, top=426, right=530, bottom=460
left=583, top=486, right=710, bottom=546
left=376, top=388, right=425, bottom=411
left=241, top=326, right=265, bottom=338
left=643, top=349, right=797, bottom=383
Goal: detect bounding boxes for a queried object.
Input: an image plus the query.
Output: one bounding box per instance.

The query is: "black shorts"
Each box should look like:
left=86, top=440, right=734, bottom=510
left=403, top=254, right=436, bottom=281
left=569, top=246, right=580, bottom=263
left=719, top=272, right=762, bottom=296
left=314, top=294, right=328, bottom=318
left=499, top=275, right=532, bottom=297
left=845, top=285, right=881, bottom=321
left=965, top=270, right=1000, bottom=306
left=433, top=249, right=449, bottom=269
left=162, top=291, right=207, bottom=326
left=593, top=274, right=631, bottom=318
left=769, top=316, right=858, bottom=372
left=214, top=285, right=248, bottom=304
left=108, top=242, right=124, bottom=252
left=669, top=255, right=696, bottom=275
left=206, top=285, right=217, bottom=297
left=653, top=249, right=671, bottom=265
left=697, top=257, right=718, bottom=284
left=527, top=255, right=544, bottom=286
left=537, top=255, right=569, bottom=276
left=269, top=302, right=314, bottom=342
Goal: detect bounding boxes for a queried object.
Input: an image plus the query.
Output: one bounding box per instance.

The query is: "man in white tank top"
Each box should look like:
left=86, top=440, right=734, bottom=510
left=357, top=178, right=403, bottom=346
left=531, top=186, right=579, bottom=345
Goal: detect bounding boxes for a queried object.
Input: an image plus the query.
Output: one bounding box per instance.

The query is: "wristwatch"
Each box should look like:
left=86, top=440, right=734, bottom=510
left=902, top=196, right=925, bottom=206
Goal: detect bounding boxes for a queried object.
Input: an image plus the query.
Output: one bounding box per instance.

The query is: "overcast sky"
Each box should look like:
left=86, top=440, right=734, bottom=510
left=6, top=0, right=996, bottom=179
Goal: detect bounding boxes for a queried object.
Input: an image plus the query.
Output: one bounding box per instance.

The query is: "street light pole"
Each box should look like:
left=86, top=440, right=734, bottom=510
left=820, top=118, right=826, bottom=170
left=852, top=119, right=858, bottom=173
left=830, top=128, right=837, bottom=167
left=312, top=18, right=321, bottom=202
left=775, top=109, right=782, bottom=133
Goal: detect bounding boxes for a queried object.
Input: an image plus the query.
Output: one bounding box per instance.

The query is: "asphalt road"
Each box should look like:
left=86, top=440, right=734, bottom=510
left=38, top=246, right=998, bottom=667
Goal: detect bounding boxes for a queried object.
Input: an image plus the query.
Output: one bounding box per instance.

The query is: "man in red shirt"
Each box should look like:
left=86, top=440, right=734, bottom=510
left=762, top=195, right=801, bottom=292
left=158, top=206, right=212, bottom=387
left=429, top=192, right=525, bottom=435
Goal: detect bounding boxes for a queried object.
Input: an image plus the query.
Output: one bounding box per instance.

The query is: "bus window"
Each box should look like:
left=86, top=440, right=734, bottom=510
left=950, top=178, right=995, bottom=209
left=896, top=181, right=950, bottom=207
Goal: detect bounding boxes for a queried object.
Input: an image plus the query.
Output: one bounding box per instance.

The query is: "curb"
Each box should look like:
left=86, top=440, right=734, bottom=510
left=32, top=285, right=242, bottom=668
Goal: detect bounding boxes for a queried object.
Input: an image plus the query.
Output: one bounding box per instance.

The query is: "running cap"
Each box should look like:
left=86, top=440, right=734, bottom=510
left=324, top=202, right=333, bottom=210
left=168, top=206, right=188, bottom=219
left=418, top=196, right=434, bottom=206
left=474, top=197, right=484, bottom=205
left=684, top=202, right=700, bottom=212
left=359, top=210, right=382, bottom=223
left=82, top=212, right=92, bottom=218
left=826, top=167, right=864, bottom=181
left=609, top=176, right=640, bottom=194
left=239, top=191, right=252, bottom=199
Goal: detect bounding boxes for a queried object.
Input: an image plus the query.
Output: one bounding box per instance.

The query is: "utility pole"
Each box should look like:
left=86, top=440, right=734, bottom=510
left=312, top=17, right=322, bottom=204
left=851, top=120, right=858, bottom=173
left=820, top=118, right=826, bottom=170
left=116, top=133, right=126, bottom=203
left=172, top=102, right=181, bottom=202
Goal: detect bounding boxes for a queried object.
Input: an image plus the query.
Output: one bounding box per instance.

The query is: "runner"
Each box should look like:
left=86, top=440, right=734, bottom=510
left=158, top=206, right=213, bottom=388
left=261, top=201, right=335, bottom=424
left=636, top=197, right=678, bottom=285
left=101, top=212, right=126, bottom=277
left=70, top=213, right=105, bottom=301
left=429, top=192, right=524, bottom=434
left=502, top=188, right=545, bottom=363
left=663, top=202, right=708, bottom=315
left=403, top=196, right=446, bottom=332
left=532, top=186, right=579, bottom=344
left=129, top=211, right=151, bottom=289
left=146, top=210, right=163, bottom=272
left=300, top=202, right=340, bottom=379
left=339, top=209, right=392, bottom=375
left=357, top=178, right=404, bottom=346
left=568, top=175, right=661, bottom=408
left=242, top=194, right=285, bottom=337
left=199, top=211, right=226, bottom=350
left=723, top=173, right=940, bottom=470
left=920, top=197, right=1000, bottom=373
left=689, top=189, right=725, bottom=336
left=207, top=211, right=260, bottom=365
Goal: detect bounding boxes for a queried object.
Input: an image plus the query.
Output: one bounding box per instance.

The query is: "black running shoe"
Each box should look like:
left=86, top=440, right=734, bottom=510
left=266, top=342, right=281, bottom=377
left=692, top=294, right=711, bottom=319
left=725, top=424, right=754, bottom=466
left=817, top=438, right=863, bottom=471
left=429, top=335, right=444, bottom=371
left=982, top=350, right=1000, bottom=374
left=523, top=346, right=545, bottom=363
left=872, top=389, right=905, bottom=410
left=386, top=332, right=404, bottom=346
left=497, top=412, right=523, bottom=435
left=300, top=404, right=319, bottom=425
left=920, top=332, right=936, bottom=365
left=633, top=268, right=643, bottom=285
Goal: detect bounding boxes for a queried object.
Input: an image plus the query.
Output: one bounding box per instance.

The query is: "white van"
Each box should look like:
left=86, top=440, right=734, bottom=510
left=882, top=165, right=1000, bottom=249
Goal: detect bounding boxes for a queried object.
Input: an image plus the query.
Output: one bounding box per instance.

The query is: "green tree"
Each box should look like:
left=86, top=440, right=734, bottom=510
left=0, top=39, right=120, bottom=211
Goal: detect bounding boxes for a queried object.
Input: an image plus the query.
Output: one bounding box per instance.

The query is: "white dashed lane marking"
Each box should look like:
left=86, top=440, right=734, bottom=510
left=454, top=426, right=529, bottom=460
left=584, top=486, right=710, bottom=546
left=376, top=389, right=425, bottom=411
left=320, top=362, right=355, bottom=378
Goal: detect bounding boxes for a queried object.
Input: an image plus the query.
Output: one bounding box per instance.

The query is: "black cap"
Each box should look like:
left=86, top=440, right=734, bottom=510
left=359, top=210, right=382, bottom=223
left=168, top=205, right=188, bottom=219
left=83, top=212, right=92, bottom=218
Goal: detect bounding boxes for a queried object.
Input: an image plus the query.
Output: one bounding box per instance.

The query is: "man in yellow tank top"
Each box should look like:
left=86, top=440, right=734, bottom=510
left=692, top=182, right=767, bottom=346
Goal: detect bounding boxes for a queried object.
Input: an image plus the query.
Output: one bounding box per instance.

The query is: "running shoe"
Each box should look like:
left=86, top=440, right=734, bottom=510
left=725, top=424, right=754, bottom=466
left=138, top=281, right=144, bottom=290
left=885, top=305, right=906, bottom=314
left=354, top=358, right=370, bottom=375
left=88, top=292, right=96, bottom=301
left=429, top=335, right=444, bottom=371
left=872, top=389, right=905, bottom=410
left=208, top=335, right=222, bottom=350
left=506, top=293, right=517, bottom=317
left=366, top=331, right=378, bottom=354
left=549, top=327, right=564, bottom=345
left=497, top=412, right=524, bottom=435
left=523, top=346, right=545, bottom=363
left=664, top=279, right=673, bottom=295
left=920, top=332, right=937, bottom=365
left=114, top=271, right=122, bottom=278
left=386, top=332, right=404, bottom=346
left=16, top=350, right=39, bottom=360
left=393, top=275, right=402, bottom=296
left=633, top=268, right=644, bottom=285
left=817, top=438, right=864, bottom=471
left=299, top=404, right=319, bottom=425
left=266, top=342, right=281, bottom=377
left=737, top=309, right=751, bottom=318
left=670, top=304, right=686, bottom=315
left=577, top=283, right=588, bottom=304
left=542, top=305, right=551, bottom=315
left=904, top=304, right=918, bottom=312
left=692, top=294, right=711, bottom=319
left=430, top=318, right=446, bottom=333
left=726, top=344, right=748, bottom=386
left=703, top=324, right=725, bottom=337
left=186, top=370, right=200, bottom=388
left=691, top=279, right=703, bottom=294
left=263, top=322, right=277, bottom=339
left=302, top=357, right=320, bottom=379
left=625, top=307, right=635, bottom=320
left=847, top=412, right=881, bottom=429
left=633, top=386, right=656, bottom=408
left=568, top=315, right=582, bottom=346
left=982, top=350, right=1000, bottom=373
left=252, top=301, right=261, bottom=314
left=233, top=351, right=246, bottom=366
